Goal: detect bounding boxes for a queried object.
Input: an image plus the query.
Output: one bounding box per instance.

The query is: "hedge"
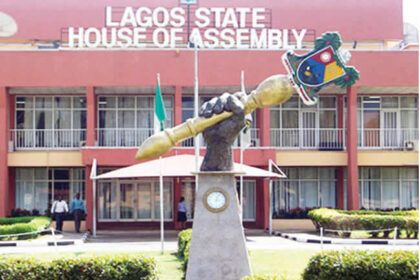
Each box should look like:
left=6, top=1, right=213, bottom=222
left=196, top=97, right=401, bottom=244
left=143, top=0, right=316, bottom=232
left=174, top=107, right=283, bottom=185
left=0, top=216, right=51, bottom=240
left=177, top=229, right=192, bottom=279
left=308, top=208, right=418, bottom=237
left=0, top=255, right=158, bottom=280
left=302, top=250, right=419, bottom=280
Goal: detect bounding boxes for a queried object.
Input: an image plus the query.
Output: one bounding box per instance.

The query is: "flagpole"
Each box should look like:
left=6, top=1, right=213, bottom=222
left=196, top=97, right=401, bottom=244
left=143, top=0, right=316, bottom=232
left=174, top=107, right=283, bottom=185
left=240, top=70, right=245, bottom=223
left=157, top=73, right=165, bottom=254
left=269, top=159, right=273, bottom=235
left=194, top=37, right=199, bottom=192
left=90, top=158, right=97, bottom=237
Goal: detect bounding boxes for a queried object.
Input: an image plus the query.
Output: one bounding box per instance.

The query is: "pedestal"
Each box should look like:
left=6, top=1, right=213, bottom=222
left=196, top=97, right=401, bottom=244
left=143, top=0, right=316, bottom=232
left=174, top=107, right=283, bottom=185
left=186, top=172, right=251, bottom=280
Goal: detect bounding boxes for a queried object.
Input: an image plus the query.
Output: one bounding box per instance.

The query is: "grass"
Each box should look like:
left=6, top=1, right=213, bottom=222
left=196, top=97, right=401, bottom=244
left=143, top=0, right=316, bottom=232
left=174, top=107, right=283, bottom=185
left=0, top=250, right=315, bottom=280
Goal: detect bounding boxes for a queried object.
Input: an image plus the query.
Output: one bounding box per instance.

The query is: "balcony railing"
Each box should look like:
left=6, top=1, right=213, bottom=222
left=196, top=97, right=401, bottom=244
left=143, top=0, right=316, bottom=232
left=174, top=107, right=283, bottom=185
left=10, top=129, right=86, bottom=150
left=270, top=128, right=345, bottom=150
left=358, top=128, right=419, bottom=149
left=97, top=128, right=154, bottom=147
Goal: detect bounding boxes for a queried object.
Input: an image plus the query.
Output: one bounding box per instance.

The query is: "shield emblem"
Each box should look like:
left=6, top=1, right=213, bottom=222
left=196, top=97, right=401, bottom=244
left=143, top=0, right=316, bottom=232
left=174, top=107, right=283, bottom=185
left=296, top=46, right=346, bottom=87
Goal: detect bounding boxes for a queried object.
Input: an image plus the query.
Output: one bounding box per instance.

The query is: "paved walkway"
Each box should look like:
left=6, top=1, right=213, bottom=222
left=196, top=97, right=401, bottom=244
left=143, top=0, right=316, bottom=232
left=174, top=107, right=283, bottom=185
left=0, top=229, right=418, bottom=255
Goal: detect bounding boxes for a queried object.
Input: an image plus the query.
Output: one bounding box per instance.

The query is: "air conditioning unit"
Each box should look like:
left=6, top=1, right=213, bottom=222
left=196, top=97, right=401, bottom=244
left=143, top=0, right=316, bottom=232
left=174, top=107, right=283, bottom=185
left=404, top=140, right=418, bottom=151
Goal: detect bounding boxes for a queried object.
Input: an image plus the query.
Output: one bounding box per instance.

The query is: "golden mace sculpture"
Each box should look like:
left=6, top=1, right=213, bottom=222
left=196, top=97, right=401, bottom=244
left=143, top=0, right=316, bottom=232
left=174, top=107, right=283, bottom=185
left=136, top=74, right=294, bottom=161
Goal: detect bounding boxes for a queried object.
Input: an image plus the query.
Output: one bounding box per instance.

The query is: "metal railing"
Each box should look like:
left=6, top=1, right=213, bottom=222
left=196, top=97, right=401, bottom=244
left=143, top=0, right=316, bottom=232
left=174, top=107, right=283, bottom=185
left=97, top=128, right=154, bottom=147
left=10, top=129, right=86, bottom=150
left=358, top=128, right=419, bottom=149
left=270, top=128, right=345, bottom=150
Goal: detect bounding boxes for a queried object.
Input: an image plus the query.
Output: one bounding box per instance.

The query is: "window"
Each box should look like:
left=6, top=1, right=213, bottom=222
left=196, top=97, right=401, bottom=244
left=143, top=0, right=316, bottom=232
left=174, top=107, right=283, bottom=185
left=345, top=96, right=418, bottom=148
left=357, top=167, right=419, bottom=210
left=98, top=180, right=173, bottom=221
left=15, top=96, right=86, bottom=148
left=181, top=180, right=195, bottom=220
left=237, top=180, right=256, bottom=221
left=270, top=96, right=338, bottom=148
left=15, top=168, right=85, bottom=214
left=272, top=167, right=337, bottom=216
left=97, top=96, right=173, bottom=146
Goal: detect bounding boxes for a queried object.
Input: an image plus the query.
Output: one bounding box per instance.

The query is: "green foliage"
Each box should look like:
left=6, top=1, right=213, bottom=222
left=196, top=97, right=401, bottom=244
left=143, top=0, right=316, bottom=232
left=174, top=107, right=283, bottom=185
left=302, top=250, right=419, bottom=280
left=177, top=229, right=192, bottom=279
left=334, top=66, right=360, bottom=88
left=0, top=216, right=51, bottom=240
left=177, top=228, right=192, bottom=259
left=244, top=275, right=299, bottom=280
left=308, top=208, right=418, bottom=237
left=0, top=255, right=158, bottom=280
left=314, top=32, right=342, bottom=51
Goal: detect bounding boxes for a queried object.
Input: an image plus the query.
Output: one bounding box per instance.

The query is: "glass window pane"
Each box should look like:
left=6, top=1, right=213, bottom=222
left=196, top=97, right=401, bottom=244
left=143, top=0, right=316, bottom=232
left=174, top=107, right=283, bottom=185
left=98, top=96, right=116, bottom=108
left=98, top=181, right=117, bottom=220
left=282, top=96, right=298, bottom=108
left=138, top=183, right=152, bottom=219
left=35, top=182, right=49, bottom=214
left=319, top=111, right=336, bottom=128
left=382, top=181, right=399, bottom=209
left=54, top=110, right=71, bottom=129
left=73, top=110, right=87, bottom=129
left=320, top=168, right=336, bottom=179
left=282, top=111, right=298, bottom=128
left=362, top=181, right=381, bottom=209
left=301, top=168, right=317, bottom=179
left=118, top=111, right=135, bottom=128
left=35, top=111, right=53, bottom=129
left=120, top=183, right=134, bottom=219
left=400, top=97, right=417, bottom=108
left=270, top=110, right=280, bottom=128
left=73, top=97, right=86, bottom=109
left=34, top=168, right=47, bottom=180
left=320, top=97, right=336, bottom=108
left=401, top=168, right=418, bottom=179
left=242, top=181, right=256, bottom=220
left=163, top=96, right=173, bottom=108
left=118, top=97, right=135, bottom=108
left=35, top=97, right=52, bottom=109
left=55, top=97, right=71, bottom=109
left=182, top=97, right=194, bottom=109
left=381, top=97, right=398, bottom=108
left=182, top=181, right=195, bottom=219
left=401, top=181, right=418, bottom=209
left=381, top=168, right=399, bottom=180
left=320, top=181, right=336, bottom=208
left=16, top=97, right=34, bottom=109
left=16, top=110, right=33, bottom=129
left=154, top=182, right=173, bottom=220
left=401, top=111, right=417, bottom=129
left=138, top=97, right=153, bottom=108
left=99, top=111, right=116, bottom=128
left=300, top=181, right=318, bottom=208
left=16, top=168, right=33, bottom=180
left=362, top=168, right=380, bottom=179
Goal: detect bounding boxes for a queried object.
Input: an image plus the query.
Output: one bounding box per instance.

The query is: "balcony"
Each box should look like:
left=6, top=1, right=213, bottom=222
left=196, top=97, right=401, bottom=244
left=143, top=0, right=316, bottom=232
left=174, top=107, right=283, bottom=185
left=358, top=128, right=419, bottom=150
left=10, top=129, right=86, bottom=150
left=97, top=128, right=154, bottom=147
left=270, top=128, right=345, bottom=150
left=269, top=128, right=419, bottom=150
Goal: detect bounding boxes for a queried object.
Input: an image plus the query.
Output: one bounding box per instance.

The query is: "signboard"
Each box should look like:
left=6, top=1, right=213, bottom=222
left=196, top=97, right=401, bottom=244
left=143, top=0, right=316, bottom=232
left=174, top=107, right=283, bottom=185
left=66, top=6, right=308, bottom=49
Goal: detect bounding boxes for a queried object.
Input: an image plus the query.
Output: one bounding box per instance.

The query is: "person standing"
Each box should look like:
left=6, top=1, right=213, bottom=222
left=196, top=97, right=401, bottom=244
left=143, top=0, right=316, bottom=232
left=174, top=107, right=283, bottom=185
left=70, top=193, right=87, bottom=233
left=177, top=196, right=188, bottom=230
left=51, top=195, right=68, bottom=232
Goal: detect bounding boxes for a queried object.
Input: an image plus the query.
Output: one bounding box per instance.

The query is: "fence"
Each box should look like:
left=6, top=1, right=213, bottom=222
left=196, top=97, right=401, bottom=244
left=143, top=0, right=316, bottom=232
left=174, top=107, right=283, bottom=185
left=10, top=129, right=86, bottom=150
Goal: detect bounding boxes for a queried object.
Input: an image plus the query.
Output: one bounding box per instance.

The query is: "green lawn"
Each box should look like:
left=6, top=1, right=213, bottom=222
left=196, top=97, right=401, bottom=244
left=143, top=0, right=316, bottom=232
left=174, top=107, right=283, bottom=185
left=1, top=250, right=316, bottom=280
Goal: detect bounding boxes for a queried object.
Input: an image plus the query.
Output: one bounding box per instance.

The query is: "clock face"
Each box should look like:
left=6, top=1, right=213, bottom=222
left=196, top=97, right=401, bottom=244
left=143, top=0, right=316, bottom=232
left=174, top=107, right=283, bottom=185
left=207, top=191, right=226, bottom=209
left=203, top=188, right=230, bottom=213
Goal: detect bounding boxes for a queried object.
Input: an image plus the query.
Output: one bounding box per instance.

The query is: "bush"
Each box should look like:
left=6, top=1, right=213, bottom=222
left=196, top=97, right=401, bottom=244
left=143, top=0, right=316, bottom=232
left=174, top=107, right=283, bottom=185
left=0, top=216, right=51, bottom=240
left=308, top=208, right=418, bottom=238
left=303, top=250, right=419, bottom=280
left=0, top=255, right=158, bottom=280
left=177, top=229, right=192, bottom=279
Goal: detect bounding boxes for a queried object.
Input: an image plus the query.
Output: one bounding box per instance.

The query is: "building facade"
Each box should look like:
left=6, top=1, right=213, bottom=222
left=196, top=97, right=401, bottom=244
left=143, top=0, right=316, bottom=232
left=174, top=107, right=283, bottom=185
left=0, top=0, right=418, bottom=231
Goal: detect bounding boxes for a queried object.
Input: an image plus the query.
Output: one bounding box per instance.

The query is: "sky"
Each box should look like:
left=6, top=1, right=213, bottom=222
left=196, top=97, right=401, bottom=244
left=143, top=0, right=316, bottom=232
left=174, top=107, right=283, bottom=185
left=403, top=0, right=420, bottom=30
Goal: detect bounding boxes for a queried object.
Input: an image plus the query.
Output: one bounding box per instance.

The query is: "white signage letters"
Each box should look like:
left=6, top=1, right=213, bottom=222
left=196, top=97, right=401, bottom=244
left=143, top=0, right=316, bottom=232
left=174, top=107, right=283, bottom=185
left=67, top=6, right=307, bottom=49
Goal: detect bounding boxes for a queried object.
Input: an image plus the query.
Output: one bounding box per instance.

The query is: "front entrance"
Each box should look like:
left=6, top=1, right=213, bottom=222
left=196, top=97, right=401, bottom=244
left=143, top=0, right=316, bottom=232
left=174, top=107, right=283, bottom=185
left=98, top=180, right=173, bottom=222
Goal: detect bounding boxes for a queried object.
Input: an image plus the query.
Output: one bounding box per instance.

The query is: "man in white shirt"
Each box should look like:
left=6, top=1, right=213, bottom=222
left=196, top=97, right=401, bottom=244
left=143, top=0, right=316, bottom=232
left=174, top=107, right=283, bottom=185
left=51, top=196, right=68, bottom=232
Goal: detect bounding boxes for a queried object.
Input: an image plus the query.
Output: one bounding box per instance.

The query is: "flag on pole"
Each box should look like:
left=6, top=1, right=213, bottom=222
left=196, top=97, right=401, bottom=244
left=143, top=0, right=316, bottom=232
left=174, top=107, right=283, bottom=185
left=154, top=74, right=167, bottom=134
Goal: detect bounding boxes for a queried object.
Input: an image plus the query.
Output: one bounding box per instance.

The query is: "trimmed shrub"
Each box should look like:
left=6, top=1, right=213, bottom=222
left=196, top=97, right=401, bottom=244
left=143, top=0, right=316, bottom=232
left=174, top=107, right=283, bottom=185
left=244, top=275, right=298, bottom=280
left=302, top=250, right=419, bottom=280
left=177, top=228, right=192, bottom=258
left=0, top=216, right=51, bottom=240
left=177, top=229, right=192, bottom=279
left=0, top=255, right=158, bottom=280
left=308, top=208, right=418, bottom=238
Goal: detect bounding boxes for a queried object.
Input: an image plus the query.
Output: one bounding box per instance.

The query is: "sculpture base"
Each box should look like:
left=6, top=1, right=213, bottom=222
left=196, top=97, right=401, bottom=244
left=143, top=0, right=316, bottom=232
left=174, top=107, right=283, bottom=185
left=186, top=173, right=251, bottom=280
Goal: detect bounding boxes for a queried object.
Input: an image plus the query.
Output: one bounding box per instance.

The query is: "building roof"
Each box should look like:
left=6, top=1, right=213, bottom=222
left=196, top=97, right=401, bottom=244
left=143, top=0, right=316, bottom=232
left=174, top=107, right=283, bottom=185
left=94, top=154, right=285, bottom=180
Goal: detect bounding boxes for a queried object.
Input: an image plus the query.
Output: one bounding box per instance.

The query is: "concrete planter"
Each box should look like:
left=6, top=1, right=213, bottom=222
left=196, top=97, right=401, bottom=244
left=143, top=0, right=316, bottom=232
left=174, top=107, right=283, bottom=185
left=50, top=221, right=86, bottom=232
left=272, top=219, right=315, bottom=231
